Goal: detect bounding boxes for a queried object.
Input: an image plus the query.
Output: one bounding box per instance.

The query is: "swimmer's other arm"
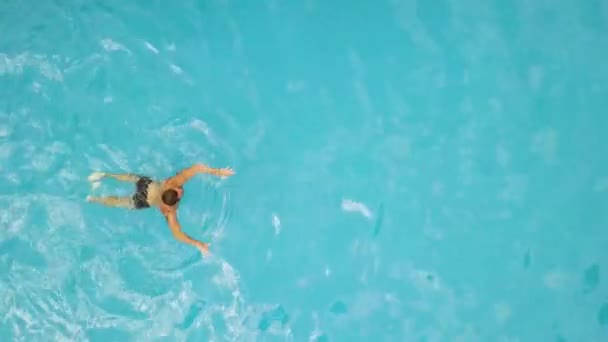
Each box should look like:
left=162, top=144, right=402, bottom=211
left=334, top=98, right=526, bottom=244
left=165, top=211, right=209, bottom=255
left=168, top=163, right=235, bottom=187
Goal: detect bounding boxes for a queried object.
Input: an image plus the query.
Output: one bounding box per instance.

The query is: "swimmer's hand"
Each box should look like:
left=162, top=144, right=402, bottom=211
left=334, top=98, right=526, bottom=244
left=165, top=211, right=211, bottom=257
left=196, top=165, right=235, bottom=178
left=169, top=164, right=234, bottom=187
left=214, top=168, right=235, bottom=177
left=195, top=241, right=210, bottom=256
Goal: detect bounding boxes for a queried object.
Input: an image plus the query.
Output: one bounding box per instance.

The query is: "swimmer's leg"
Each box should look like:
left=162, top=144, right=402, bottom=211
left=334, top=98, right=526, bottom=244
left=88, top=172, right=140, bottom=182
left=86, top=195, right=135, bottom=209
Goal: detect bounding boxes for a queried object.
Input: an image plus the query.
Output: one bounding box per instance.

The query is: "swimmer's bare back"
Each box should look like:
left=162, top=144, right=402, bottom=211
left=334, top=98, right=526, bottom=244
left=86, top=163, right=235, bottom=256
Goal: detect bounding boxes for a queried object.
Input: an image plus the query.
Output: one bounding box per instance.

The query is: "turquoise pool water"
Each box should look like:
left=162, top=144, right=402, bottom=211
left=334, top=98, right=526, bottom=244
left=1, top=0, right=608, bottom=341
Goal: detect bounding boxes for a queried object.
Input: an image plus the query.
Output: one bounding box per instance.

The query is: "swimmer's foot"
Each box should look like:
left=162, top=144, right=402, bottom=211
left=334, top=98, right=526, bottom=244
left=88, top=171, right=106, bottom=182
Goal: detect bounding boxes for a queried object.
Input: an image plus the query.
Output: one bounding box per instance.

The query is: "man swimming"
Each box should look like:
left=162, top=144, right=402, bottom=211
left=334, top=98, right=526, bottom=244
left=86, top=163, right=235, bottom=256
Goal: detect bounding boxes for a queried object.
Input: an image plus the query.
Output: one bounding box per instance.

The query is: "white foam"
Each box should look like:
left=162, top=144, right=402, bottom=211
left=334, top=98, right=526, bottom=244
left=341, top=198, right=373, bottom=219
left=45, top=141, right=68, bottom=154
left=543, top=269, right=569, bottom=289
left=204, top=257, right=269, bottom=341
left=0, top=53, right=27, bottom=75
left=36, top=57, right=63, bottom=81
left=0, top=124, right=10, bottom=137
left=0, top=197, right=29, bottom=236
left=212, top=261, right=240, bottom=290
left=189, top=119, right=210, bottom=136
left=0, top=53, right=62, bottom=81
left=272, top=213, right=281, bottom=235
left=309, top=312, right=323, bottom=341
left=349, top=291, right=384, bottom=319
left=408, top=268, right=441, bottom=292
left=98, top=144, right=130, bottom=171
left=46, top=200, right=85, bottom=231
left=144, top=41, right=160, bottom=54
left=169, top=64, right=183, bottom=75
left=100, top=38, right=129, bottom=53
left=31, top=152, right=55, bottom=171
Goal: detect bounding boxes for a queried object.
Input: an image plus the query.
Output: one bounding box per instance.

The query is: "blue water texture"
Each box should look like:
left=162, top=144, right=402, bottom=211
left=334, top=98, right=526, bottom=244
left=1, top=0, right=607, bottom=341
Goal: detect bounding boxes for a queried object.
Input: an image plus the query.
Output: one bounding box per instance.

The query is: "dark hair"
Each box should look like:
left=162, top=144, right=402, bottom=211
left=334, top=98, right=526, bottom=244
left=161, top=189, right=179, bottom=206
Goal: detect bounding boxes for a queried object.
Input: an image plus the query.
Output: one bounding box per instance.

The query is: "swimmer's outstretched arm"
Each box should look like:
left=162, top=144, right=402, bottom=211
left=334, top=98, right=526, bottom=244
left=165, top=210, right=209, bottom=256
left=167, top=163, right=234, bottom=187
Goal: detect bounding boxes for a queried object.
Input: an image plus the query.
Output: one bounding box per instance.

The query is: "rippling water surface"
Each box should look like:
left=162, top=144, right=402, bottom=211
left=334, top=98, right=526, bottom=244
left=1, top=0, right=608, bottom=341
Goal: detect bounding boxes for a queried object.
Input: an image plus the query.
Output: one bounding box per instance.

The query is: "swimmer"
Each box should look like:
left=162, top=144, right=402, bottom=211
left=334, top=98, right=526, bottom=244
left=86, top=163, right=235, bottom=256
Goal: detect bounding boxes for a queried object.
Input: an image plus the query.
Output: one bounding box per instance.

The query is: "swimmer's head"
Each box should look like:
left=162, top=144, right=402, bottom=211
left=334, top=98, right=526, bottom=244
left=161, top=189, right=180, bottom=206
